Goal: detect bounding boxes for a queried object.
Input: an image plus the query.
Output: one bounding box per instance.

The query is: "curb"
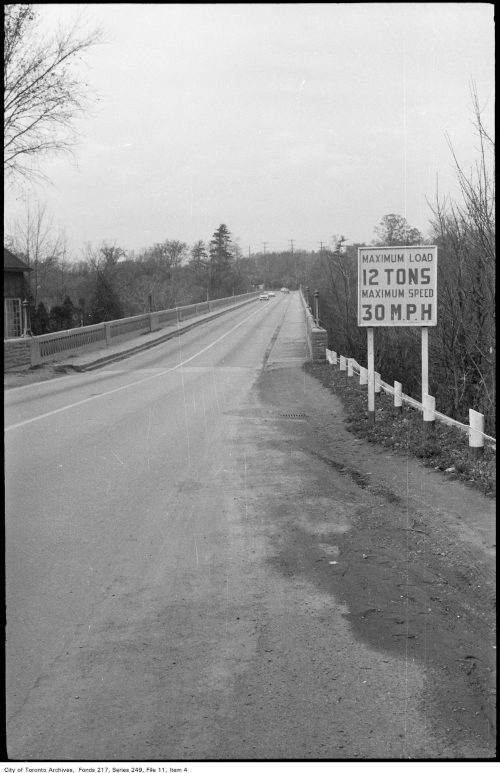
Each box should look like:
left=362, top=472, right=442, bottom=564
left=67, top=297, right=259, bottom=372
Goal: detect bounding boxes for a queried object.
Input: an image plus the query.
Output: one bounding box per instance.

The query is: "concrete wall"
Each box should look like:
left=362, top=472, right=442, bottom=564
left=299, top=289, right=327, bottom=361
left=4, top=338, right=31, bottom=369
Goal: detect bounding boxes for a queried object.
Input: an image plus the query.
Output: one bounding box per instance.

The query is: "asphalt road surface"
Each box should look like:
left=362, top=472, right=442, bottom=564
left=5, top=292, right=495, bottom=760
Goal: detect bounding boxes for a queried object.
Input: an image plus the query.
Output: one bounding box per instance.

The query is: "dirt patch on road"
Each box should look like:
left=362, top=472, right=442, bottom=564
left=257, top=363, right=496, bottom=758
left=4, top=363, right=73, bottom=389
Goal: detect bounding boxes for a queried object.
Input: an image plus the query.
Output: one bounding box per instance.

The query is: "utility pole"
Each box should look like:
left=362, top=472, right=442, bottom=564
left=262, top=242, right=269, bottom=286
left=290, top=240, right=297, bottom=287
left=248, top=246, right=251, bottom=259
left=319, top=241, right=325, bottom=257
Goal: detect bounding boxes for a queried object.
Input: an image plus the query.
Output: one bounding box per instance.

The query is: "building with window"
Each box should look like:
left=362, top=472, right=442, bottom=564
left=4, top=247, right=32, bottom=338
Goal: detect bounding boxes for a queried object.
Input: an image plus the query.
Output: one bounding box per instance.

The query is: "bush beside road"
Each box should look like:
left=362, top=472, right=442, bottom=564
left=305, top=361, right=496, bottom=499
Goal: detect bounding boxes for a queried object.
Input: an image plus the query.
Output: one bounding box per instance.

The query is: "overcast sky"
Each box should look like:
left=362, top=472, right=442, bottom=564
left=4, top=3, right=495, bottom=257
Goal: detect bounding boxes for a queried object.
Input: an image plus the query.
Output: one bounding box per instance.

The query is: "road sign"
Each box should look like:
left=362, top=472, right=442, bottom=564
left=358, top=245, right=437, bottom=326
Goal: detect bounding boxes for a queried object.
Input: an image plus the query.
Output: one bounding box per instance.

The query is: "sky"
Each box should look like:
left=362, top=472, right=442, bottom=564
left=4, top=3, right=495, bottom=259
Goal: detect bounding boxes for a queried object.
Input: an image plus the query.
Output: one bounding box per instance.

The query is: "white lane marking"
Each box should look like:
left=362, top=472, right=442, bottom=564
left=5, top=303, right=266, bottom=432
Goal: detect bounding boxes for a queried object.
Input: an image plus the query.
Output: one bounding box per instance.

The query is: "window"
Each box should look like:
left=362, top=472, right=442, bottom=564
left=4, top=298, right=22, bottom=338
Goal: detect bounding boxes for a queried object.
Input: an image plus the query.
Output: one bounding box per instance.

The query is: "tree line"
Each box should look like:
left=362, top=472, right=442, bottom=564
left=303, top=94, right=494, bottom=435
left=5, top=220, right=301, bottom=333
left=6, top=201, right=495, bottom=436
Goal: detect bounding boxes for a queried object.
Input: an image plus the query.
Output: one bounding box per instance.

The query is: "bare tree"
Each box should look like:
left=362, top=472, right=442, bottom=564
left=4, top=4, right=103, bottom=182
left=428, top=82, right=495, bottom=429
left=6, top=200, right=66, bottom=307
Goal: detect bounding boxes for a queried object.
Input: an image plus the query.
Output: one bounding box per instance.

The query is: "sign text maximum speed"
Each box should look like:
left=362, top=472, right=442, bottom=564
left=357, top=246, right=437, bottom=326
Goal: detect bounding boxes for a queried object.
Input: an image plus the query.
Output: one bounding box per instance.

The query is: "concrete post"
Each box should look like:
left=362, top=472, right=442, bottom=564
left=469, top=409, right=485, bottom=458
left=22, top=300, right=31, bottom=336
left=423, top=393, right=435, bottom=422
left=423, top=393, right=436, bottom=441
left=29, top=336, right=41, bottom=366
left=394, top=381, right=403, bottom=412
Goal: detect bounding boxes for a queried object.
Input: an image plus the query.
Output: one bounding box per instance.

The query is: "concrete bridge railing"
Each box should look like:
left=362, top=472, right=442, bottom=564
left=4, top=291, right=261, bottom=370
left=299, top=287, right=327, bottom=361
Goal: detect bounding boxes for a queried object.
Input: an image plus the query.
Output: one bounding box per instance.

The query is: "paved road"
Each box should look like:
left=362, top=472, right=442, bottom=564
left=5, top=291, right=494, bottom=760
left=5, top=293, right=306, bottom=759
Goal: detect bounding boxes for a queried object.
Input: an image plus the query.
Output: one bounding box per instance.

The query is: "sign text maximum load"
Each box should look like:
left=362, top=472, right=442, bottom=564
left=357, top=246, right=437, bottom=326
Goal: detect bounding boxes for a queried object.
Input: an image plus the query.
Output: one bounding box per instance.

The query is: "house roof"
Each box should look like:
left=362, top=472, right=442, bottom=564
left=4, top=247, right=32, bottom=272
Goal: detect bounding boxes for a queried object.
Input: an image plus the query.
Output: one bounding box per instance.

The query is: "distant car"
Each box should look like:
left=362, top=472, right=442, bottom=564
left=268, top=291, right=276, bottom=297
left=280, top=287, right=289, bottom=294
left=259, top=293, right=269, bottom=301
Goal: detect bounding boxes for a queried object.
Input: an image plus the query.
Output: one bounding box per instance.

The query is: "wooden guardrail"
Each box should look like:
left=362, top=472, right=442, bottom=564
left=326, top=348, right=496, bottom=453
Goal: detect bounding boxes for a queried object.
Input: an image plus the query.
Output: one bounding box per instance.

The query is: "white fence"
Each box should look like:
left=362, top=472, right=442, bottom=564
left=325, top=348, right=496, bottom=452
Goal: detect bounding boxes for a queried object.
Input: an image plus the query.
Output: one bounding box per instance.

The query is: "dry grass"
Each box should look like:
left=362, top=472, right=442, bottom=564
left=305, top=361, right=496, bottom=498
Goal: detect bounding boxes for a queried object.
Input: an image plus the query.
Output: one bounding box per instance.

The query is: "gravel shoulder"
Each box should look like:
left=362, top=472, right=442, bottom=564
left=4, top=362, right=73, bottom=389
left=254, top=362, right=496, bottom=758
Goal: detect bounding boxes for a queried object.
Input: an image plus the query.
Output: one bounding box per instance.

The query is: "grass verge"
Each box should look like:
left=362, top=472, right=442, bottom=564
left=304, top=361, right=496, bottom=498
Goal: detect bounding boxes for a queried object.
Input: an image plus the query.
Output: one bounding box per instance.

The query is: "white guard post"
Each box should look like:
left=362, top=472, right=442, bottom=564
left=469, top=409, right=485, bottom=457
left=423, top=393, right=435, bottom=439
left=394, top=381, right=403, bottom=412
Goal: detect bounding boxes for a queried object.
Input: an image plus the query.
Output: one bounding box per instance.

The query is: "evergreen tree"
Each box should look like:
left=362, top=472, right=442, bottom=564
left=209, top=224, right=234, bottom=297
left=32, top=300, right=50, bottom=334
left=62, top=295, right=76, bottom=327
left=48, top=304, right=66, bottom=331
left=88, top=276, right=123, bottom=323
left=189, top=240, right=209, bottom=299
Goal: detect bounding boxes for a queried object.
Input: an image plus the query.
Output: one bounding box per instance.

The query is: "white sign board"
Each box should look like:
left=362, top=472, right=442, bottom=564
left=358, top=245, right=437, bottom=326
